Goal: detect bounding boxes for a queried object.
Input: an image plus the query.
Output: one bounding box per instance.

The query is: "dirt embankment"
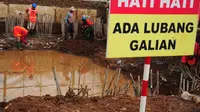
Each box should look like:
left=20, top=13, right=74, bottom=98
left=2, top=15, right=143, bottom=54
left=1, top=95, right=200, bottom=112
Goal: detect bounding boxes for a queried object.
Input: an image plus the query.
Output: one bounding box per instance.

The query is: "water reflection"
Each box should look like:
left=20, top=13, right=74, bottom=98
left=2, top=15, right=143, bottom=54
left=0, top=50, right=132, bottom=102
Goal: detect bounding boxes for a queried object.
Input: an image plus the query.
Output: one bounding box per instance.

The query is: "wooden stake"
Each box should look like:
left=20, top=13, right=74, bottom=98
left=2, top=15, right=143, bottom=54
left=183, top=78, right=185, bottom=91
left=106, top=68, right=118, bottom=96
left=191, top=77, right=196, bottom=90
left=129, top=73, right=139, bottom=96
left=179, top=73, right=183, bottom=93
left=194, top=79, right=198, bottom=89
left=138, top=75, right=141, bottom=96
left=150, top=69, right=153, bottom=95
left=3, top=71, right=7, bottom=102
left=102, top=66, right=109, bottom=97
left=156, top=71, right=160, bottom=95
left=187, top=80, right=189, bottom=92
left=113, top=68, right=121, bottom=95
left=52, top=67, right=62, bottom=95
left=78, top=65, right=81, bottom=93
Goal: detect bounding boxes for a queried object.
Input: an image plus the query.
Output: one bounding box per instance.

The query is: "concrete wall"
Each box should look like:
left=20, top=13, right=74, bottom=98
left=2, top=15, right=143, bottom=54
left=55, top=7, right=70, bottom=23
left=8, top=4, right=55, bottom=18
left=0, top=3, right=97, bottom=23
left=0, top=4, right=8, bottom=19
left=0, top=3, right=98, bottom=34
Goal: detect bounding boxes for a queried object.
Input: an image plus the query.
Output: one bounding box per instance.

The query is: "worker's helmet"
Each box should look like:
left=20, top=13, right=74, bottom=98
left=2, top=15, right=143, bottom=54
left=32, top=3, right=37, bottom=8
left=70, top=6, right=75, bottom=11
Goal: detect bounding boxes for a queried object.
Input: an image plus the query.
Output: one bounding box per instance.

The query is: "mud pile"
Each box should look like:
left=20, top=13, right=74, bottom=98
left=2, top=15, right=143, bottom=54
left=2, top=95, right=199, bottom=112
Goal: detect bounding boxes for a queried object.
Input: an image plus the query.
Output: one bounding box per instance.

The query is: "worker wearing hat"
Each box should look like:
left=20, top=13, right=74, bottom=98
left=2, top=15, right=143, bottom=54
left=26, top=3, right=38, bottom=36
left=81, top=15, right=94, bottom=41
left=65, top=6, right=75, bottom=40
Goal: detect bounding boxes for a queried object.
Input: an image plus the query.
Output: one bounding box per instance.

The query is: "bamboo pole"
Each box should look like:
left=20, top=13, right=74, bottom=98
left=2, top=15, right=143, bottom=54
left=183, top=78, right=186, bottom=91
left=113, top=68, right=121, bottom=95
left=124, top=81, right=130, bottom=95
left=194, top=79, right=198, bottom=89
left=101, top=66, right=109, bottom=97
left=186, top=80, right=189, bottom=92
left=179, top=73, right=183, bottom=93
left=156, top=71, right=160, bottom=95
left=78, top=65, right=81, bottom=92
left=52, top=67, right=62, bottom=95
left=3, top=71, right=7, bottom=102
left=106, top=68, right=118, bottom=95
left=150, top=69, right=153, bottom=95
left=129, top=73, right=139, bottom=96
left=138, top=75, right=141, bottom=96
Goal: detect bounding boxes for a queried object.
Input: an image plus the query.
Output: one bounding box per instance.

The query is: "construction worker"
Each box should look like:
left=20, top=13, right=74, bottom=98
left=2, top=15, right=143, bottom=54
left=65, top=6, right=75, bottom=39
left=13, top=26, right=29, bottom=49
left=26, top=3, right=37, bottom=36
left=81, top=15, right=94, bottom=41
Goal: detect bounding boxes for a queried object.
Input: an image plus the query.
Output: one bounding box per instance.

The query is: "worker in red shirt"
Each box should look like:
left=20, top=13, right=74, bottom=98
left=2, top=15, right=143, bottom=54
left=81, top=15, right=94, bottom=41
left=26, top=3, right=37, bottom=36
left=13, top=26, right=29, bottom=49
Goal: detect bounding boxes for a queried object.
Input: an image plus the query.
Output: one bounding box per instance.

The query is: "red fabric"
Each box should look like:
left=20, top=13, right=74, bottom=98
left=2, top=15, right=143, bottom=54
left=86, top=19, right=93, bottom=26
left=188, top=58, right=196, bottom=65
left=29, top=8, right=37, bottom=23
left=13, top=26, right=28, bottom=44
left=181, top=56, right=187, bottom=64
left=181, top=42, right=199, bottom=65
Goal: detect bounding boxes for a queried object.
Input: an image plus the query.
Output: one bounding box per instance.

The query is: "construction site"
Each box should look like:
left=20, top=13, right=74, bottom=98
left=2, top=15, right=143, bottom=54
left=0, top=0, right=199, bottom=112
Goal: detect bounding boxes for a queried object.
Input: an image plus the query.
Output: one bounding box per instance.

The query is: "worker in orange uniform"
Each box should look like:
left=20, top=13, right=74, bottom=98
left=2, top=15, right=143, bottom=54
left=13, top=26, right=29, bottom=49
left=26, top=3, right=37, bottom=36
left=81, top=15, right=94, bottom=41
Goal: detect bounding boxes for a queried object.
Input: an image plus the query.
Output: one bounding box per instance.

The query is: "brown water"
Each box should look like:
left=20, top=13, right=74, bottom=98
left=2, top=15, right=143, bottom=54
left=0, top=50, right=133, bottom=102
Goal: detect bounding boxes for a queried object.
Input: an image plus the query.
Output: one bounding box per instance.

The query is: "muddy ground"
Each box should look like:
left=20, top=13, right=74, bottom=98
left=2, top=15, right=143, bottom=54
left=1, top=95, right=200, bottom=112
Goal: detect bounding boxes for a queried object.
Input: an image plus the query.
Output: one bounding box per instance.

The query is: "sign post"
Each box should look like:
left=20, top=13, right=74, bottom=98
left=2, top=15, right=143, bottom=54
left=106, top=0, right=200, bottom=111
left=140, top=57, right=151, bottom=112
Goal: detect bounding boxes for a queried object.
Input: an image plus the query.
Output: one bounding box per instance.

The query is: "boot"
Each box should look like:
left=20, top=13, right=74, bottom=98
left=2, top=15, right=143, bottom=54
left=16, top=42, right=22, bottom=49
left=29, top=30, right=33, bottom=36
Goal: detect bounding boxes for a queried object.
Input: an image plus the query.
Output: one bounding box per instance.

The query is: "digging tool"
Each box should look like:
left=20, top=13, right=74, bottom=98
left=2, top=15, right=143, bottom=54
left=52, top=66, right=62, bottom=95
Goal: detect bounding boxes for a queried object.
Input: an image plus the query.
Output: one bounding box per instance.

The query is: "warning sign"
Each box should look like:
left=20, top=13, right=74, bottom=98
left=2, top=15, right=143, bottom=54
left=106, top=0, right=200, bottom=58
